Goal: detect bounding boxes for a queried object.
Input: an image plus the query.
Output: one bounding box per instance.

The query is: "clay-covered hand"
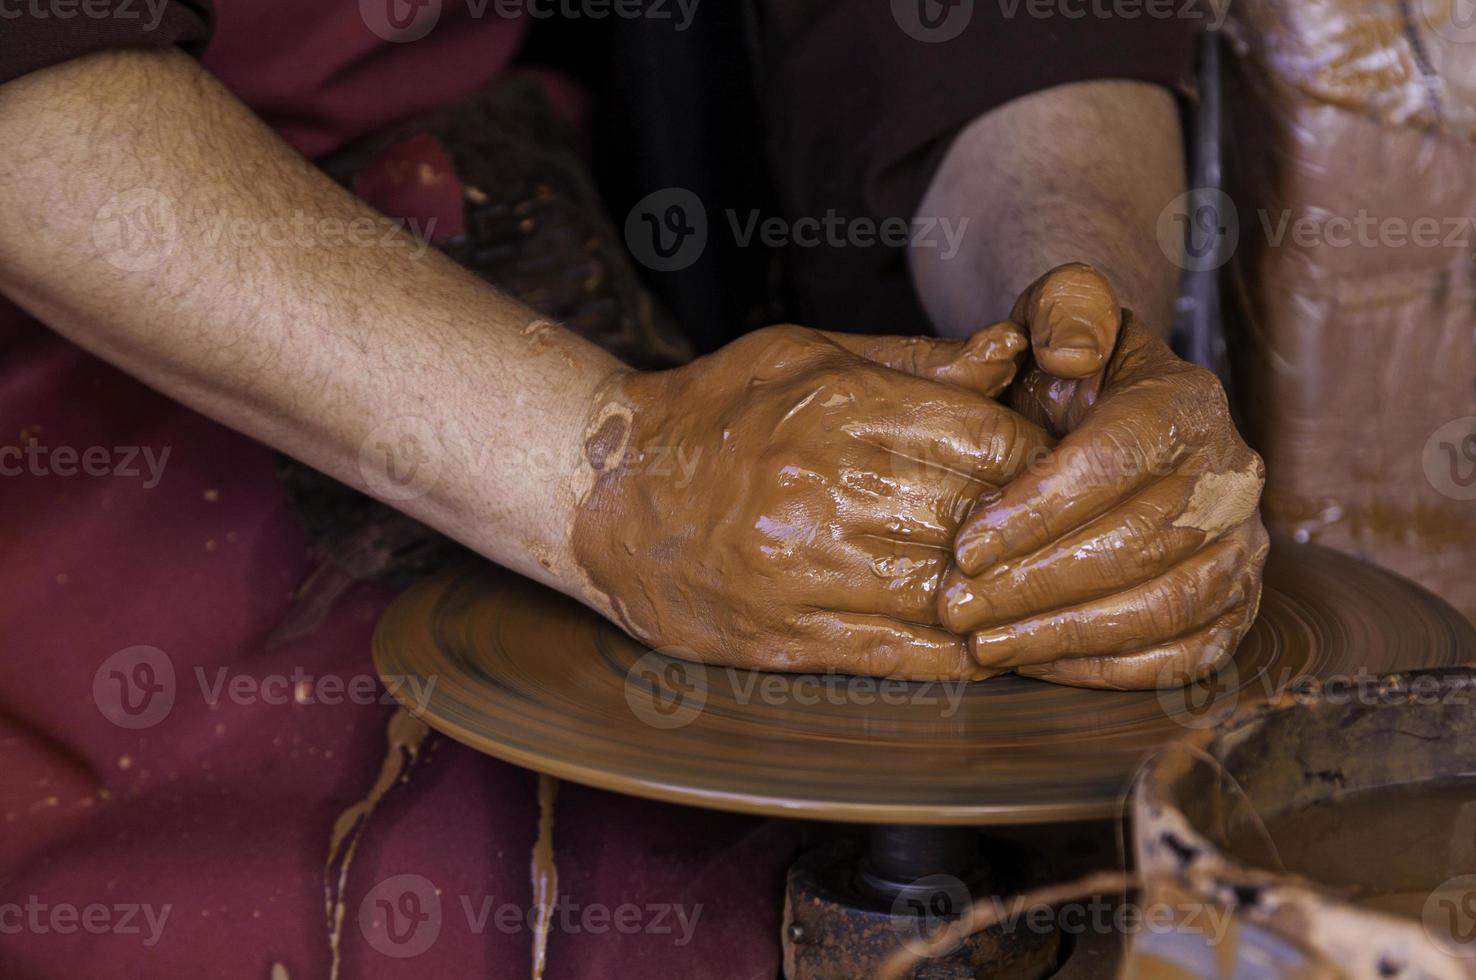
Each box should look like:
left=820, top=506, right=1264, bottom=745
left=571, top=322, right=1051, bottom=679
left=940, top=264, right=1269, bottom=690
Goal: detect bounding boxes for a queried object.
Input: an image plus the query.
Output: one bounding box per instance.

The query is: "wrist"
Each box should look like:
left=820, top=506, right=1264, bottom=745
left=559, top=363, right=646, bottom=619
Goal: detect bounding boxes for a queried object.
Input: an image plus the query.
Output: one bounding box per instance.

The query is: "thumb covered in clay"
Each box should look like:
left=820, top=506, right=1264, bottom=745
left=1006, top=262, right=1123, bottom=435
left=820, top=321, right=1028, bottom=399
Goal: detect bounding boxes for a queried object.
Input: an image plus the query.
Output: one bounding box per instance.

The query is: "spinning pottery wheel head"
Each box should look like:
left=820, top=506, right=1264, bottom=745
left=372, top=539, right=1473, bottom=824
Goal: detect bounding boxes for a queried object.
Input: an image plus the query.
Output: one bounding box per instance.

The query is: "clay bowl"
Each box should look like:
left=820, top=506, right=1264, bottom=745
left=1131, top=667, right=1476, bottom=978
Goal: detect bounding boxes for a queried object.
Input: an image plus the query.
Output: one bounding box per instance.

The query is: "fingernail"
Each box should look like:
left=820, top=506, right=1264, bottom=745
left=1044, top=304, right=1103, bottom=349
left=1035, top=345, right=1106, bottom=379
left=955, top=525, right=1001, bottom=575
left=968, top=627, right=1017, bottom=665
left=940, top=577, right=992, bottom=633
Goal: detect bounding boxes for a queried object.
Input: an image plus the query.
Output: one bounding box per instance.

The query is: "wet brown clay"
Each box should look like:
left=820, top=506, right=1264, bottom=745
left=948, top=265, right=1269, bottom=690
left=372, top=539, right=1472, bottom=825
left=569, top=321, right=1048, bottom=680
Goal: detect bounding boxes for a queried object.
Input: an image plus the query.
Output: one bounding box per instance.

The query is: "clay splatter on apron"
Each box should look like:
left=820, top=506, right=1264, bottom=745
left=324, top=707, right=431, bottom=980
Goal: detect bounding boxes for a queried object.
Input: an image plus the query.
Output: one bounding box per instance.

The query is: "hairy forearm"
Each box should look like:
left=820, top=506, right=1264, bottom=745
left=0, top=49, right=623, bottom=597
left=910, top=80, right=1185, bottom=338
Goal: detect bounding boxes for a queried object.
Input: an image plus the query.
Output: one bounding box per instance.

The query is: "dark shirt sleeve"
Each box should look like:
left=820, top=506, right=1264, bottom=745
left=760, top=0, right=1199, bottom=331
left=0, top=0, right=213, bottom=86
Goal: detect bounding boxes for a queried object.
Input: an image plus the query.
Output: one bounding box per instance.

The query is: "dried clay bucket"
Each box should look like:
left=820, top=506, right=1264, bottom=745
left=1129, top=667, right=1476, bottom=978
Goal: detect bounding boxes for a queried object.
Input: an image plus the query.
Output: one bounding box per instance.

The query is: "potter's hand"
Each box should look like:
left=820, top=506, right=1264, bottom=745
left=941, top=264, right=1269, bottom=690
left=571, top=323, right=1050, bottom=679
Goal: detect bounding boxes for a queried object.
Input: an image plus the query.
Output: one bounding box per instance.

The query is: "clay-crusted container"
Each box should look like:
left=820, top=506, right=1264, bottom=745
left=1131, top=667, right=1476, bottom=978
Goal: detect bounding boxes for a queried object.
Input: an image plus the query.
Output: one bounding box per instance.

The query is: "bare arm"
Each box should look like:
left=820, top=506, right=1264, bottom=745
left=0, top=48, right=1057, bottom=678
left=0, top=48, right=621, bottom=597
left=909, top=79, right=1184, bottom=337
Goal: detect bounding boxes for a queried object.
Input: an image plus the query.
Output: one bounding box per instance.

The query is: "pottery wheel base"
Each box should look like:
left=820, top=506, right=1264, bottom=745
left=372, top=538, right=1474, bottom=823
left=782, top=826, right=1060, bottom=980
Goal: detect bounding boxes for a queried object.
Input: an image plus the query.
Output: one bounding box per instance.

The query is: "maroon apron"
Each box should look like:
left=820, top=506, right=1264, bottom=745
left=0, top=3, right=795, bottom=975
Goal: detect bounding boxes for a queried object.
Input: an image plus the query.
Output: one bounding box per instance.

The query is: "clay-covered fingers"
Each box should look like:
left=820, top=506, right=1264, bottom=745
left=831, top=444, right=980, bottom=545
left=1013, top=594, right=1260, bottom=690
left=952, top=391, right=1182, bottom=576
left=821, top=442, right=1016, bottom=625
left=784, top=610, right=1002, bottom=681
left=940, top=470, right=1260, bottom=633
left=964, top=520, right=1269, bottom=669
left=953, top=324, right=1243, bottom=577
left=820, top=321, right=1028, bottom=398
left=1009, top=263, right=1122, bottom=380
left=935, top=261, right=1269, bottom=690
left=832, top=538, right=952, bottom=623
left=752, top=528, right=951, bottom=627
left=841, top=385, right=1056, bottom=492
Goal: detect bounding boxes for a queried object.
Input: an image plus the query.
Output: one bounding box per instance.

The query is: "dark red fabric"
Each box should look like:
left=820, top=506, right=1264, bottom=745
left=200, top=0, right=524, bottom=160
left=0, top=0, right=212, bottom=86
left=0, top=4, right=796, bottom=978
left=0, top=304, right=799, bottom=977
left=353, top=133, right=467, bottom=245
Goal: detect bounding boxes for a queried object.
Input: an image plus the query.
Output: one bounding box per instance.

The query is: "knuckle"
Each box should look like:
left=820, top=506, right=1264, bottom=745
left=938, top=572, right=975, bottom=633
left=747, top=324, right=824, bottom=367
left=864, top=643, right=904, bottom=677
